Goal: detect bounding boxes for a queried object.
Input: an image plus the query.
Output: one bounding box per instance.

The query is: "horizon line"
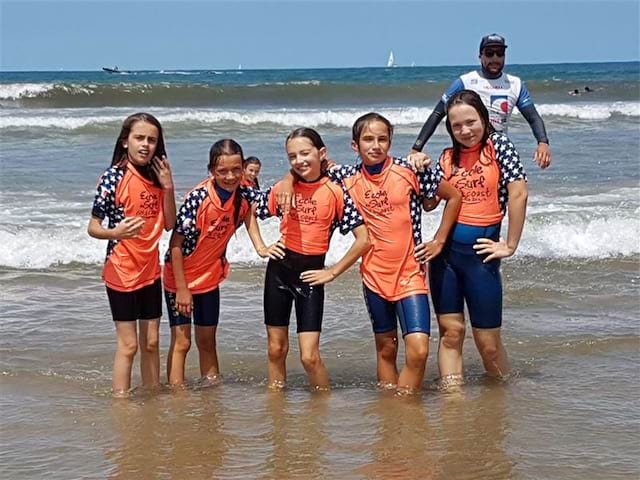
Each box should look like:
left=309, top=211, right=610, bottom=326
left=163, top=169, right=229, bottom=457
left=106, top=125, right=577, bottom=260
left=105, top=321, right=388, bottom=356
left=1, top=59, right=639, bottom=74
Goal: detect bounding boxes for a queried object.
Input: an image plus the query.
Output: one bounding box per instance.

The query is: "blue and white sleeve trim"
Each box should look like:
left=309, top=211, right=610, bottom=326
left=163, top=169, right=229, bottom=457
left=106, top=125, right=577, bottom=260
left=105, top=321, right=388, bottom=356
left=175, top=187, right=207, bottom=257
left=337, top=189, right=364, bottom=235
left=490, top=132, right=526, bottom=214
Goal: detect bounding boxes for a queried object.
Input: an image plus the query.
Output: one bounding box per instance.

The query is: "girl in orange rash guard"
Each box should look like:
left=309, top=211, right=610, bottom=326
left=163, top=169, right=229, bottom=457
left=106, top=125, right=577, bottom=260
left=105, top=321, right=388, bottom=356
left=251, top=127, right=370, bottom=391
left=163, top=139, right=265, bottom=387
left=428, top=90, right=528, bottom=386
left=276, top=113, right=461, bottom=394
left=88, top=112, right=176, bottom=397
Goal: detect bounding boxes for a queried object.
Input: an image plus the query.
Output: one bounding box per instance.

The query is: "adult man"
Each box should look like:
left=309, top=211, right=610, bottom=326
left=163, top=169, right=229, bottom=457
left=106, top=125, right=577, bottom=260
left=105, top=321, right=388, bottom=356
left=411, top=34, right=551, bottom=169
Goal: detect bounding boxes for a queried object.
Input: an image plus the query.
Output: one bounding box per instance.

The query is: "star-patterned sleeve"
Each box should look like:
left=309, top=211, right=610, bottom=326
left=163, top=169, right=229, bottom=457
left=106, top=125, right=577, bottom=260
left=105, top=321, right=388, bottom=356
left=416, top=167, right=441, bottom=200
left=490, top=132, right=526, bottom=214
left=238, top=184, right=273, bottom=219
left=434, top=152, right=446, bottom=181
left=174, top=186, right=207, bottom=256
left=391, top=156, right=440, bottom=201
left=336, top=188, right=364, bottom=235
left=256, top=186, right=278, bottom=220
left=327, top=164, right=359, bottom=184
left=238, top=184, right=266, bottom=205
left=91, top=166, right=124, bottom=221
left=491, top=132, right=527, bottom=184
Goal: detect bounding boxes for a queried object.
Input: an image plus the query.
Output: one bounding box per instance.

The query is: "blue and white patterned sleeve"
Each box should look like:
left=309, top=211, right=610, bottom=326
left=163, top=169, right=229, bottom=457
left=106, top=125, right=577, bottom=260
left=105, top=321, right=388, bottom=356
left=174, top=187, right=207, bottom=237
left=239, top=184, right=272, bottom=220
left=174, top=187, right=208, bottom=257
left=238, top=184, right=265, bottom=205
left=328, top=164, right=358, bottom=184
left=337, top=189, right=364, bottom=235
left=91, top=167, right=122, bottom=220
left=256, top=186, right=275, bottom=220
left=393, top=156, right=440, bottom=200
left=392, top=157, right=412, bottom=168
left=491, top=132, right=527, bottom=183
left=433, top=155, right=446, bottom=183
left=416, top=167, right=441, bottom=200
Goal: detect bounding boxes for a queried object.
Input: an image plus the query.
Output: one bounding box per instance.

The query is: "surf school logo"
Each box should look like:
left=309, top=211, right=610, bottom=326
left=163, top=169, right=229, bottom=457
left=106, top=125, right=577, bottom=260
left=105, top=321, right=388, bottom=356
left=205, top=215, right=231, bottom=240
left=364, top=189, right=394, bottom=216
left=490, top=95, right=509, bottom=114
left=290, top=194, right=318, bottom=224
left=135, top=190, right=160, bottom=218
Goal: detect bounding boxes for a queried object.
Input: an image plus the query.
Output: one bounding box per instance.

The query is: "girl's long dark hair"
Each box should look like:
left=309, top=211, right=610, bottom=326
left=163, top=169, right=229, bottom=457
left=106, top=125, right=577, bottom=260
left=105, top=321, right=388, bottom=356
left=444, top=90, right=494, bottom=168
left=111, top=112, right=166, bottom=188
left=209, top=139, right=245, bottom=228
left=285, top=127, right=328, bottom=179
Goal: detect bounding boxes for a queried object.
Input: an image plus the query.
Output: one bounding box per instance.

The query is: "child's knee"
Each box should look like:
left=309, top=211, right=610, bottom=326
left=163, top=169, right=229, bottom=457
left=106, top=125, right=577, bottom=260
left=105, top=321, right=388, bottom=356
left=142, top=337, right=159, bottom=354
left=118, top=338, right=138, bottom=358
left=268, top=341, right=288, bottom=362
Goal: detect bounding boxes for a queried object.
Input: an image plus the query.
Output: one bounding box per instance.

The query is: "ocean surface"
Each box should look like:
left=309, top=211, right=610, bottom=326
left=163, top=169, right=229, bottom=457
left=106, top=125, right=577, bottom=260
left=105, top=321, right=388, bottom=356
left=1, top=62, right=639, bottom=479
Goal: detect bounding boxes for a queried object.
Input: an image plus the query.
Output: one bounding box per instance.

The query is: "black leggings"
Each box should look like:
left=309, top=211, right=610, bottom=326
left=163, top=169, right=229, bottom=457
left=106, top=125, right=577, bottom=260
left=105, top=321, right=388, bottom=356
left=264, top=249, right=325, bottom=333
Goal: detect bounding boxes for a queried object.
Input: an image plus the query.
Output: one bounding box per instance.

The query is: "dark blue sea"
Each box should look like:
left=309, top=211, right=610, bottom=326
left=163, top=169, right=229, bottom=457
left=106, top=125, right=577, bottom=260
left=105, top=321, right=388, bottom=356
left=1, top=63, right=639, bottom=479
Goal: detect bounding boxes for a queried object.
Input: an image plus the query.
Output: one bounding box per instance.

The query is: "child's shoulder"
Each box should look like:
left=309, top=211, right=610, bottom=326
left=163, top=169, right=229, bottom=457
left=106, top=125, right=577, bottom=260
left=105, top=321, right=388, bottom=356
left=96, top=165, right=125, bottom=189
left=184, top=183, right=209, bottom=202
left=100, top=165, right=125, bottom=178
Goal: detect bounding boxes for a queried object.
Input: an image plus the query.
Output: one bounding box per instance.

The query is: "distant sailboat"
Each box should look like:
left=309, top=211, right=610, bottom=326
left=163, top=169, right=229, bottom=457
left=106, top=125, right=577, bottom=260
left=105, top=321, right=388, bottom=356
left=386, top=51, right=395, bottom=68
left=238, top=63, right=242, bottom=71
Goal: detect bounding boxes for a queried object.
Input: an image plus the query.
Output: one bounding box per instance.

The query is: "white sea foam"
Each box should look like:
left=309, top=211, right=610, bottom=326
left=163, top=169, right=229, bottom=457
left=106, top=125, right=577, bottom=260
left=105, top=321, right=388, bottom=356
left=0, top=83, right=100, bottom=99
left=0, top=113, right=124, bottom=129
left=520, top=215, right=640, bottom=258
left=533, top=101, right=640, bottom=120
left=0, top=83, right=57, bottom=99
left=1, top=102, right=638, bottom=130
left=1, top=203, right=637, bottom=269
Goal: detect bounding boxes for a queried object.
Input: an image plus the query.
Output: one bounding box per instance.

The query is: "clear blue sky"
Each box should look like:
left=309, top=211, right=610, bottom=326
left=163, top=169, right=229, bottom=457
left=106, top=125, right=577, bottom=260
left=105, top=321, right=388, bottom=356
left=1, top=0, right=639, bottom=71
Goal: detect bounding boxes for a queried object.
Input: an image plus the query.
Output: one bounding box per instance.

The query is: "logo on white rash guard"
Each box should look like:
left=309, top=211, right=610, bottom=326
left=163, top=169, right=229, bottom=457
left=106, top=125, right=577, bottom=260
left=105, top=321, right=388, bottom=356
left=489, top=95, right=509, bottom=131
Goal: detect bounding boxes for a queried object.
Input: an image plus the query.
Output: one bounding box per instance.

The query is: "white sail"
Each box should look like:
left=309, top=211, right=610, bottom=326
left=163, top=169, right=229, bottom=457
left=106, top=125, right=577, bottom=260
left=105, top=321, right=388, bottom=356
left=386, top=50, right=395, bottom=68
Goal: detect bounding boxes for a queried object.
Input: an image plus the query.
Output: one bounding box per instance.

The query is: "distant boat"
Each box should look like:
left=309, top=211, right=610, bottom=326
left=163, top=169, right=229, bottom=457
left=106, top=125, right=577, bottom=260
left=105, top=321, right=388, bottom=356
left=102, top=66, right=128, bottom=74
left=238, top=63, right=242, bottom=70
left=386, top=51, right=395, bottom=68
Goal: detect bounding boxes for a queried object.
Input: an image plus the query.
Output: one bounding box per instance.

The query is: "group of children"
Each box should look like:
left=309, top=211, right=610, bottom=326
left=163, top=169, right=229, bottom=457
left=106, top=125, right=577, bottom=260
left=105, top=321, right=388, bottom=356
left=89, top=90, right=528, bottom=397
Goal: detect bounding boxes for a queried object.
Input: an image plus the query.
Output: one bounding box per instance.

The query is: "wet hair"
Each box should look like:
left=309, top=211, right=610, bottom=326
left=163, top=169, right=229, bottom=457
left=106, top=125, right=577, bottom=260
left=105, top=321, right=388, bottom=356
left=208, top=139, right=245, bottom=228
left=286, top=127, right=326, bottom=150
left=111, top=112, right=167, bottom=187
left=444, top=90, right=495, bottom=168
left=285, top=127, right=328, bottom=179
left=243, top=156, right=262, bottom=189
left=243, top=156, right=262, bottom=167
left=351, top=112, right=394, bottom=143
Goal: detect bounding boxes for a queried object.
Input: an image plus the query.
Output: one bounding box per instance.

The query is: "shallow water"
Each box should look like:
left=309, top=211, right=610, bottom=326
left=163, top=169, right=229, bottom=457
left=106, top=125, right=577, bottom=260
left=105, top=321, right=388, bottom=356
left=1, top=264, right=639, bottom=479
left=1, top=64, right=639, bottom=478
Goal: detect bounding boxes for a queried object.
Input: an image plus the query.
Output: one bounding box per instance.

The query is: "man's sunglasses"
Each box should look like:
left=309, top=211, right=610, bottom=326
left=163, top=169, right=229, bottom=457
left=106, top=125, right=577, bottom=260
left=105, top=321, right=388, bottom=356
left=483, top=49, right=505, bottom=58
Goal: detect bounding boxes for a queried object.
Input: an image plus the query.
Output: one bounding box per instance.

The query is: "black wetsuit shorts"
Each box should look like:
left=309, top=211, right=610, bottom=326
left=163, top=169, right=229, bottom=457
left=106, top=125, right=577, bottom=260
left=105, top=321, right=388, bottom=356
left=263, top=249, right=325, bottom=333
